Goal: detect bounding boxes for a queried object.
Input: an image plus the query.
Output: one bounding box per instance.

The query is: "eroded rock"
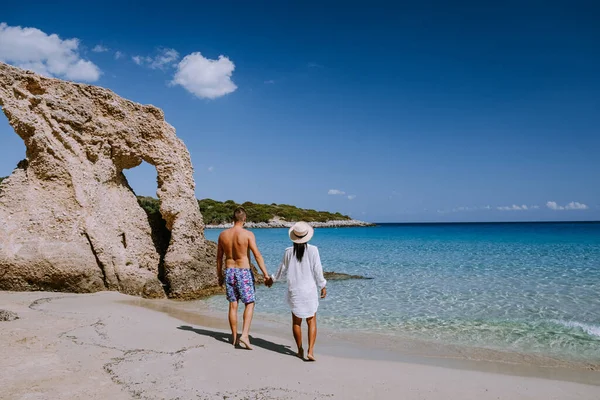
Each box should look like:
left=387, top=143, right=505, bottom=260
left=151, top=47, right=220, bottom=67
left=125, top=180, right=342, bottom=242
left=0, top=62, right=217, bottom=299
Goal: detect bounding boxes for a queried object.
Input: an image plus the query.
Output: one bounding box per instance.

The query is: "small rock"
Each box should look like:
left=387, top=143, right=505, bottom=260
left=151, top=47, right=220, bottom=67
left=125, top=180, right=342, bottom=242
left=324, top=271, right=373, bottom=280
left=0, top=309, right=19, bottom=321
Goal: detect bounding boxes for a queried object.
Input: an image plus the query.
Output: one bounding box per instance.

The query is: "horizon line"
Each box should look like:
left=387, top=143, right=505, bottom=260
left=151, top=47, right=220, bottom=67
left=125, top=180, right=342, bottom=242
left=372, top=220, right=600, bottom=225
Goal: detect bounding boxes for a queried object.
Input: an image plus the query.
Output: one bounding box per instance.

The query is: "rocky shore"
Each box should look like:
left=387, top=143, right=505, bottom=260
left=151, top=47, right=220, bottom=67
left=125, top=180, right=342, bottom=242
left=205, top=219, right=376, bottom=229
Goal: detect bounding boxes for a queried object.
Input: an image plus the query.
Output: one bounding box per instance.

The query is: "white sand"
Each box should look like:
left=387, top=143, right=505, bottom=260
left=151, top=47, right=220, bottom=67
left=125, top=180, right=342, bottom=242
left=1, top=291, right=598, bottom=400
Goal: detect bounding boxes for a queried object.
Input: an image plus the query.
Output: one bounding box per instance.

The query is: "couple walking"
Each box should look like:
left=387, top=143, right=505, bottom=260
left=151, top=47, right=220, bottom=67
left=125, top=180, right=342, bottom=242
left=216, top=207, right=327, bottom=361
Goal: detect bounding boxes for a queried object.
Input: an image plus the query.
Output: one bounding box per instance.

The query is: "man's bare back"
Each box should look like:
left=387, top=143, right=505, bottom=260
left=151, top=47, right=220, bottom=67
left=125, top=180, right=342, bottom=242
left=217, top=225, right=272, bottom=281
left=218, top=226, right=254, bottom=269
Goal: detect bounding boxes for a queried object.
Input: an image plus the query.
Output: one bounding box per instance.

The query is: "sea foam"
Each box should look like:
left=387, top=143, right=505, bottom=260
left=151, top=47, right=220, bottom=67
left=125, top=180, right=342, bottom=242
left=551, top=319, right=600, bottom=338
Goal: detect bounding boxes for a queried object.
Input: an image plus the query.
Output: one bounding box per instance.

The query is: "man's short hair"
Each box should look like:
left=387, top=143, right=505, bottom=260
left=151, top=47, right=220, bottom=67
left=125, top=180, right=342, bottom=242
left=233, top=207, right=247, bottom=222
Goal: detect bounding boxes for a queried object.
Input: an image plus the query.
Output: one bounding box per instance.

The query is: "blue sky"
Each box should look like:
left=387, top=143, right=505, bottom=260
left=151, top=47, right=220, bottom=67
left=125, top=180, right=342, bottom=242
left=1, top=1, right=599, bottom=222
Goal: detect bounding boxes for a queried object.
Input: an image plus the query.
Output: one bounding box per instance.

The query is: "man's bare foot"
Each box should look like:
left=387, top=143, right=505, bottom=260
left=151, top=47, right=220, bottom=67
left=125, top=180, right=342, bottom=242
left=238, top=335, right=253, bottom=350
left=307, top=352, right=316, bottom=361
left=232, top=336, right=238, bottom=347
left=296, top=347, right=304, bottom=360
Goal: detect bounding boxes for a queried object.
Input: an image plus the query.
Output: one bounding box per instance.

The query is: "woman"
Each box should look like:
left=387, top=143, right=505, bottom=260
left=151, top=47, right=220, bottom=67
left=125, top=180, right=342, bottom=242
left=272, top=221, right=327, bottom=361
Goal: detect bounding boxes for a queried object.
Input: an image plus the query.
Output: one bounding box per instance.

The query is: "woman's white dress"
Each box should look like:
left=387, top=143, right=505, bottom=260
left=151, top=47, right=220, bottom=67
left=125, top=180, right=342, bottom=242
left=273, top=244, right=327, bottom=318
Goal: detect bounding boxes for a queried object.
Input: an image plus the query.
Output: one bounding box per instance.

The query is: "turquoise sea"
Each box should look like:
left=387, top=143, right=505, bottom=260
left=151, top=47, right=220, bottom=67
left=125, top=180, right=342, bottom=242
left=204, top=222, right=600, bottom=363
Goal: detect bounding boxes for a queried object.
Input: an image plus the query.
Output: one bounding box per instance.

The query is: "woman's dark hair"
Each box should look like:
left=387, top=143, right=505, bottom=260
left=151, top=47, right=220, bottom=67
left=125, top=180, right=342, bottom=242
left=293, top=243, right=307, bottom=262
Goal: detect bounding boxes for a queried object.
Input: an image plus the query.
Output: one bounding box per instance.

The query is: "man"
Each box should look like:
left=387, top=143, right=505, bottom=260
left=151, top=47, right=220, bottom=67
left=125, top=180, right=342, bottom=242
left=217, top=207, right=273, bottom=350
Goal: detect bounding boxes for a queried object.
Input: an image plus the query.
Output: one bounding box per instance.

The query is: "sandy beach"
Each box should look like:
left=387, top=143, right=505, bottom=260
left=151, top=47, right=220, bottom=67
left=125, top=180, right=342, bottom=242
left=1, top=291, right=599, bottom=400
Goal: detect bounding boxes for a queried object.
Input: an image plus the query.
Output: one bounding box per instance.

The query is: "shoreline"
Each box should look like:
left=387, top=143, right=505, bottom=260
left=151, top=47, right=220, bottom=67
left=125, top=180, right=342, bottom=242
left=2, top=291, right=599, bottom=400
left=130, top=296, right=600, bottom=382
left=205, top=219, right=376, bottom=229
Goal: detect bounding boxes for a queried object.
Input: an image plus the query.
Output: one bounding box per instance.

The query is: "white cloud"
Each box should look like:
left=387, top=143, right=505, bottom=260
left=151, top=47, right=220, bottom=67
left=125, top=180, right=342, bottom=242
left=132, top=48, right=179, bottom=69
left=264, top=79, right=275, bottom=84
left=442, top=204, right=540, bottom=213
left=566, top=201, right=589, bottom=210
left=208, top=166, right=214, bottom=172
left=448, top=205, right=486, bottom=212
left=150, top=48, right=179, bottom=69
left=348, top=195, right=356, bottom=200
left=328, top=189, right=346, bottom=195
left=172, top=52, right=237, bottom=99
left=453, top=206, right=473, bottom=212
left=132, top=55, right=144, bottom=65
left=92, top=44, right=109, bottom=53
left=114, top=51, right=123, bottom=60
left=0, top=22, right=101, bottom=82
left=497, top=204, right=529, bottom=211
left=547, top=201, right=589, bottom=210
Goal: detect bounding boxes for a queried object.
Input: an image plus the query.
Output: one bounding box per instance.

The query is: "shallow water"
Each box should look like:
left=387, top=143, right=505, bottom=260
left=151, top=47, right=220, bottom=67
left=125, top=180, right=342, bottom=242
left=204, top=222, right=600, bottom=363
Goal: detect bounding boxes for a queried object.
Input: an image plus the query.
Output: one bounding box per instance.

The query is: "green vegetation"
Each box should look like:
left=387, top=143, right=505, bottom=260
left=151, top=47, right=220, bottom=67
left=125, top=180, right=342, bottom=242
left=137, top=196, right=161, bottom=215
left=136, top=196, right=350, bottom=225
left=197, top=198, right=350, bottom=224
left=0, top=176, right=6, bottom=185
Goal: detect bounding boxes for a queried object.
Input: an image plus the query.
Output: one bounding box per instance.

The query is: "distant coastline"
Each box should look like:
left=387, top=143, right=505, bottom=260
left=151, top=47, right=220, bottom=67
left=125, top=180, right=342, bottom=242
left=205, top=219, right=376, bottom=229
left=132, top=196, right=376, bottom=228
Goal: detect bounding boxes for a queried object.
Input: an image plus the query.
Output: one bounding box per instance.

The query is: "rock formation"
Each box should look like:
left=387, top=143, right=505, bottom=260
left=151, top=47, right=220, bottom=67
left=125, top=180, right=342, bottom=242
left=0, top=62, right=217, bottom=299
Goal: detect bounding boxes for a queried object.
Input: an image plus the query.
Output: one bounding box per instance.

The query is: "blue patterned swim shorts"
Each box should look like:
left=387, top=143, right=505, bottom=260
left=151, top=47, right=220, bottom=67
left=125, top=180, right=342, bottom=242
left=225, top=268, right=256, bottom=304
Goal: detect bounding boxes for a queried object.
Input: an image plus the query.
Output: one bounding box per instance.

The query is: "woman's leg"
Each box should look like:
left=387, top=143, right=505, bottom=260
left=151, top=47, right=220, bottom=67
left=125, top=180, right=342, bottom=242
left=292, top=313, right=304, bottom=358
left=306, top=314, right=317, bottom=361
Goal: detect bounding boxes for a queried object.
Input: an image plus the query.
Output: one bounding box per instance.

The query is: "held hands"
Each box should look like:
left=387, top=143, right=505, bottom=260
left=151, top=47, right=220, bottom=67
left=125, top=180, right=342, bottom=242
left=264, top=276, right=274, bottom=288
left=320, top=287, right=327, bottom=299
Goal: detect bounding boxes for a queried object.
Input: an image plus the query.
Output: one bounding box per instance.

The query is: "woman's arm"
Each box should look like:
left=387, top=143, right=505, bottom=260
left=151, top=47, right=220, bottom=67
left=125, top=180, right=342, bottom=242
left=272, top=249, right=290, bottom=282
left=311, top=246, right=327, bottom=290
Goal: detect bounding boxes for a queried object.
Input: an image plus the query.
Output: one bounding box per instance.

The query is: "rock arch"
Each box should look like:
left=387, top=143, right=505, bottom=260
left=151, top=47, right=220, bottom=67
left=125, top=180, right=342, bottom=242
left=0, top=62, right=217, bottom=298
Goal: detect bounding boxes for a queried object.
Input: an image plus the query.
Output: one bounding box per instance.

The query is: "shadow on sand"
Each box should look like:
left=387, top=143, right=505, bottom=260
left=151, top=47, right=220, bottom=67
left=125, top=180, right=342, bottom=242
left=177, top=325, right=298, bottom=357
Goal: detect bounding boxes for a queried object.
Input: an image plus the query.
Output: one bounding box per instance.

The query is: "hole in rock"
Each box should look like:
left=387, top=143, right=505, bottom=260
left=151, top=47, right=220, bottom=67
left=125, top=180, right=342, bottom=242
left=123, top=161, right=171, bottom=290
left=0, top=112, right=28, bottom=188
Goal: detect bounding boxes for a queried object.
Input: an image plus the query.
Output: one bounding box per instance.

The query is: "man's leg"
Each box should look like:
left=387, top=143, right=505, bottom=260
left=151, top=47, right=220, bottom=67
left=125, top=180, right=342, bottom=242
left=239, top=302, right=254, bottom=350
left=292, top=313, right=304, bottom=358
left=238, top=269, right=256, bottom=350
left=306, top=314, right=317, bottom=361
left=228, top=301, right=239, bottom=346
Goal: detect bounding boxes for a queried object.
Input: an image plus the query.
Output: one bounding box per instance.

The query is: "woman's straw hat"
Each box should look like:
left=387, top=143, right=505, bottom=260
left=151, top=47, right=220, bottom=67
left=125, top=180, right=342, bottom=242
left=288, top=221, right=314, bottom=244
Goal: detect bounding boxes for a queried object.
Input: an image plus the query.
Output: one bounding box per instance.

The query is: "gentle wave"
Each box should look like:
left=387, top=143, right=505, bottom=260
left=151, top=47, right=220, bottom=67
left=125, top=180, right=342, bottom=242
left=551, top=319, right=600, bottom=338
